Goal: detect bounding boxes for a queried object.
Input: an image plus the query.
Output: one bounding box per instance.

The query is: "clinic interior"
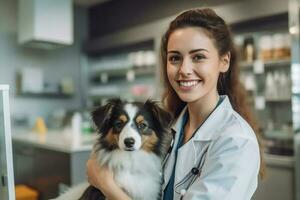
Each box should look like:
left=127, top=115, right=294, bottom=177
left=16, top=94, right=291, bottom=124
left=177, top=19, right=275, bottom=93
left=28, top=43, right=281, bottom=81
left=1, top=0, right=300, bottom=199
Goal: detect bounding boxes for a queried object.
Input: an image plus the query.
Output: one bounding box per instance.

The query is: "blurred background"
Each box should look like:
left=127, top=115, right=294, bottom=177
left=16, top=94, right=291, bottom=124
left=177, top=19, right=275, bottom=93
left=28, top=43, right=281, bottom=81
left=1, top=0, right=300, bottom=199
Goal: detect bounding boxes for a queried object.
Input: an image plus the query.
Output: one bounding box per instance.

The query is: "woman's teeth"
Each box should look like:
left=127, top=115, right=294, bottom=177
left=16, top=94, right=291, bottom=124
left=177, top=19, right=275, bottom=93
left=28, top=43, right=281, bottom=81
left=179, top=80, right=199, bottom=87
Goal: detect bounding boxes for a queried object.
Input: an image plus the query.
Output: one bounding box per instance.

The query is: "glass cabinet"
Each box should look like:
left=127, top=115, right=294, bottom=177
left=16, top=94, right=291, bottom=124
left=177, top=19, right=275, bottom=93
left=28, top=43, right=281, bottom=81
left=0, top=85, right=15, bottom=200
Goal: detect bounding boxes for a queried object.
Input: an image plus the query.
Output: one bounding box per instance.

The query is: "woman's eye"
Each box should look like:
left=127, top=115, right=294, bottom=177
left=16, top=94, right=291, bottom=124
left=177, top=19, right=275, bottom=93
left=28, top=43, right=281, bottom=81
left=137, top=123, right=147, bottom=130
left=168, top=55, right=181, bottom=63
left=193, top=55, right=205, bottom=62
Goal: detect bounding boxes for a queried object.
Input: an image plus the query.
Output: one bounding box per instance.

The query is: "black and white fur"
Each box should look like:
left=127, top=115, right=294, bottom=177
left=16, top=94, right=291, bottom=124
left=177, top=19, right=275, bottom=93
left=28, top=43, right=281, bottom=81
left=53, top=98, right=172, bottom=200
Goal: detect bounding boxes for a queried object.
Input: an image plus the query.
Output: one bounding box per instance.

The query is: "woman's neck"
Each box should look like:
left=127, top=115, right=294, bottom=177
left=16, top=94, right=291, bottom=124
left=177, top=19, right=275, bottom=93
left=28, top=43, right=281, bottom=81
left=186, top=91, right=220, bottom=132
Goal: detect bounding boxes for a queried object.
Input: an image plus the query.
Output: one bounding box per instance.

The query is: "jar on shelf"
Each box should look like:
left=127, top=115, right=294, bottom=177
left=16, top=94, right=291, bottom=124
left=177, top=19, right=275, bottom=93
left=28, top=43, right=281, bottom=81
left=258, top=35, right=273, bottom=61
left=284, top=33, right=291, bottom=59
left=272, top=33, right=286, bottom=60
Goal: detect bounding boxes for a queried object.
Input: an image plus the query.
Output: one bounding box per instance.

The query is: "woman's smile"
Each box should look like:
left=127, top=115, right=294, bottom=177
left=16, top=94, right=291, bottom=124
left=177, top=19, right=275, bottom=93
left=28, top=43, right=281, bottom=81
left=177, top=80, right=203, bottom=91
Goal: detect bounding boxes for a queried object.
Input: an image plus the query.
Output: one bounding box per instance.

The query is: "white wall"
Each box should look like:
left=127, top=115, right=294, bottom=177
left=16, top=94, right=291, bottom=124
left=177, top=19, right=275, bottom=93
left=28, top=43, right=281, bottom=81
left=0, top=0, right=88, bottom=126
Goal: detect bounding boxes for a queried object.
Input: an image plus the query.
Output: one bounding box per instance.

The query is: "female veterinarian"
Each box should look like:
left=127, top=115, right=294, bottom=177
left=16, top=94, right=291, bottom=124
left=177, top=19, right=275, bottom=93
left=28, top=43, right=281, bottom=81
left=86, top=8, right=264, bottom=200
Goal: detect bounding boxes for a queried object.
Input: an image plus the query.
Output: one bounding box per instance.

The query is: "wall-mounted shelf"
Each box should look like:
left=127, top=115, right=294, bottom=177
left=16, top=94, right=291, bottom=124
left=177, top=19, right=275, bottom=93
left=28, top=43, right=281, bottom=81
left=90, top=65, right=155, bottom=81
left=84, top=37, right=158, bottom=107
left=17, top=92, right=73, bottom=99
left=240, top=59, right=290, bottom=69
left=234, top=16, right=294, bottom=161
left=265, top=97, right=292, bottom=102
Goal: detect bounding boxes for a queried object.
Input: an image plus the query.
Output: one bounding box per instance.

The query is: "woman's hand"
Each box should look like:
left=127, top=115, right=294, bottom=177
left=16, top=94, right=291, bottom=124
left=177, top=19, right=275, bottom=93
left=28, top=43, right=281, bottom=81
left=86, top=158, right=114, bottom=191
left=86, top=155, right=132, bottom=200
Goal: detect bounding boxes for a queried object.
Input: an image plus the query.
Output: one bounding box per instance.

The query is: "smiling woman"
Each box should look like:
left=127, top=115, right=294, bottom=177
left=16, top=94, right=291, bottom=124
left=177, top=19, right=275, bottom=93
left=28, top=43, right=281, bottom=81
left=159, top=8, right=264, bottom=200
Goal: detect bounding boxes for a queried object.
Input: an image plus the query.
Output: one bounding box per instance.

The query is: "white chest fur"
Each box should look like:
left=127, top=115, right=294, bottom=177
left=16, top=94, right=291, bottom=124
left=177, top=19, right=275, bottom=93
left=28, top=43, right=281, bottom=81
left=97, top=150, right=162, bottom=200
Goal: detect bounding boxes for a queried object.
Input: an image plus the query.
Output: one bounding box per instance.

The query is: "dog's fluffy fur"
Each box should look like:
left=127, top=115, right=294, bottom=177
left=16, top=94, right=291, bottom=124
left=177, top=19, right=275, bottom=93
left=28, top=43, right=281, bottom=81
left=53, top=98, right=172, bottom=200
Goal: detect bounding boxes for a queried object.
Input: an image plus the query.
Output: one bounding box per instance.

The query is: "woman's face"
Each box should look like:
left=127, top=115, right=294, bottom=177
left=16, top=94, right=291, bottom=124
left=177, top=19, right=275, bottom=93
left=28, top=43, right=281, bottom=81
left=166, top=27, right=230, bottom=103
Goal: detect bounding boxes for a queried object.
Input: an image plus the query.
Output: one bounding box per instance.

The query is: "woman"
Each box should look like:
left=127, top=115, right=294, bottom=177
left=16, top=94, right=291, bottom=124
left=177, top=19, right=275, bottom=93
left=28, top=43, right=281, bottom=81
left=86, top=8, right=264, bottom=200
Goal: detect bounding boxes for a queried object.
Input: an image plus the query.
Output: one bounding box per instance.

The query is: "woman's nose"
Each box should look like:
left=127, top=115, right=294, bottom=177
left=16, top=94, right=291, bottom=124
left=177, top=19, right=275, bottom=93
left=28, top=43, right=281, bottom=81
left=178, top=58, right=193, bottom=76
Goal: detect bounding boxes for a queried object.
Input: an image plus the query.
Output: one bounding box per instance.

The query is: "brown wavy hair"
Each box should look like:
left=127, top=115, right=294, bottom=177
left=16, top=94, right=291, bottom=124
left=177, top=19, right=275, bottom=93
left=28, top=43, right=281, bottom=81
left=160, top=8, right=265, bottom=178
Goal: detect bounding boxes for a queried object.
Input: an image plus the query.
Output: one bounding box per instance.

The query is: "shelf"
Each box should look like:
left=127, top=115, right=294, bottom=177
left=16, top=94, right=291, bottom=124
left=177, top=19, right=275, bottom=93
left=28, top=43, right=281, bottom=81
left=240, top=62, right=253, bottom=69
left=91, top=65, right=155, bottom=76
left=265, top=98, right=291, bottom=102
left=264, top=130, right=293, bottom=140
left=263, top=153, right=294, bottom=167
left=89, top=83, right=155, bottom=100
left=240, top=59, right=290, bottom=69
left=17, top=92, right=73, bottom=99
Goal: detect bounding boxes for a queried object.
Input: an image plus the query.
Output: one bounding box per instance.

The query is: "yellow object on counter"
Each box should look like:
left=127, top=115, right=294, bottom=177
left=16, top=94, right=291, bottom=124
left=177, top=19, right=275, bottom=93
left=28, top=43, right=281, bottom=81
left=15, top=185, right=38, bottom=200
left=33, top=117, right=47, bottom=134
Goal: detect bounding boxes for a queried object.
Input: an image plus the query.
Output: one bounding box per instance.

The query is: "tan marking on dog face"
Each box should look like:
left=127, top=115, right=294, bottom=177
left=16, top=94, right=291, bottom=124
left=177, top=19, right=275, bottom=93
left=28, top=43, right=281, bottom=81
left=141, top=131, right=158, bottom=152
left=136, top=115, right=144, bottom=124
left=119, top=115, right=128, bottom=123
left=105, top=128, right=119, bottom=148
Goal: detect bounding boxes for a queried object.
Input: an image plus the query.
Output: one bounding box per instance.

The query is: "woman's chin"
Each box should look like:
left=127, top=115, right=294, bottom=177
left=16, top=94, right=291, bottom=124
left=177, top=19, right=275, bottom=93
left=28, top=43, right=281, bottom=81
left=177, top=93, right=201, bottom=103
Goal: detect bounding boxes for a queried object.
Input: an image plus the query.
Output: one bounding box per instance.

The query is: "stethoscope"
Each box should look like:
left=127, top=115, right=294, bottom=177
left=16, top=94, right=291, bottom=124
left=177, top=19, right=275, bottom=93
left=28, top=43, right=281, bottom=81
left=174, top=144, right=209, bottom=197
left=162, top=129, right=209, bottom=198
left=162, top=132, right=175, bottom=169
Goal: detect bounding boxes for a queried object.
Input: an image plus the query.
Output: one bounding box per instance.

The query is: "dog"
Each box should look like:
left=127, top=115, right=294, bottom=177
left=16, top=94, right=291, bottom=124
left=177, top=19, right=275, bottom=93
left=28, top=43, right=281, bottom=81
left=54, top=98, right=173, bottom=200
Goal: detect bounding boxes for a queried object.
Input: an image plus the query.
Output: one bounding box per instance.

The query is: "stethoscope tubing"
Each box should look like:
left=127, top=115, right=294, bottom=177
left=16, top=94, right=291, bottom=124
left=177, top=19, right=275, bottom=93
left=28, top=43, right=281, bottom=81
left=162, top=138, right=210, bottom=198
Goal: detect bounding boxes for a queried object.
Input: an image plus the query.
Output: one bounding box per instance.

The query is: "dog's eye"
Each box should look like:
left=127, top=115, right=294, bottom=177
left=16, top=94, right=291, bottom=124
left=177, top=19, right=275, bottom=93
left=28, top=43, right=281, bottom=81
left=137, top=122, right=147, bottom=130
left=113, top=121, right=123, bottom=130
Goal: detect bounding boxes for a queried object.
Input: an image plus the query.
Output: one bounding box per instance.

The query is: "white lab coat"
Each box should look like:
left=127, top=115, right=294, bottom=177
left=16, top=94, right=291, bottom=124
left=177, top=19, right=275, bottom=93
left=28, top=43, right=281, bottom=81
left=162, top=95, right=260, bottom=200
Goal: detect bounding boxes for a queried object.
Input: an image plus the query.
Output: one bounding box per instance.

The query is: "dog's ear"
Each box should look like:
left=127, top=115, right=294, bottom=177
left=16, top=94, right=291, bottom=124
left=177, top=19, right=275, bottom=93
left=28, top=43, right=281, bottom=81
left=91, top=98, right=122, bottom=133
left=144, top=99, right=173, bottom=130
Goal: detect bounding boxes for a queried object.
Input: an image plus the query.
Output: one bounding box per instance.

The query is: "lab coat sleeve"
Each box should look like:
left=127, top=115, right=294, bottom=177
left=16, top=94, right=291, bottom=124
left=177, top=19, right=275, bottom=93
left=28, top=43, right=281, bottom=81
left=183, top=135, right=260, bottom=200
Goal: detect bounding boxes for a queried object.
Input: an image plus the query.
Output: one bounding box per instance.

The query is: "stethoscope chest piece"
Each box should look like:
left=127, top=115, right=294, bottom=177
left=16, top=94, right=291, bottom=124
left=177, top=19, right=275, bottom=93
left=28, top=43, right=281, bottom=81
left=191, top=167, right=199, bottom=175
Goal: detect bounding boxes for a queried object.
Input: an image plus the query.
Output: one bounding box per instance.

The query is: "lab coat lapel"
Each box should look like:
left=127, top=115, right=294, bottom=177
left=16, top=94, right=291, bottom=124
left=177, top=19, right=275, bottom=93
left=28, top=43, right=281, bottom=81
left=174, top=96, right=233, bottom=185
left=162, top=107, right=187, bottom=190
left=162, top=96, right=233, bottom=190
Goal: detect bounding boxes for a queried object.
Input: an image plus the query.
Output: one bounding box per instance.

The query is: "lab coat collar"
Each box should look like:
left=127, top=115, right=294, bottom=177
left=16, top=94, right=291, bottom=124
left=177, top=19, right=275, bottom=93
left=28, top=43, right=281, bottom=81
left=170, top=95, right=233, bottom=141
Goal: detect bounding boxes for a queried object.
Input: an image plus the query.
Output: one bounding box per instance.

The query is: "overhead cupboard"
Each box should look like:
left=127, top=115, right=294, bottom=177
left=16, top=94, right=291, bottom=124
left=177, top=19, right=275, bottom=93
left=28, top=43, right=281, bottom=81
left=81, top=0, right=300, bottom=199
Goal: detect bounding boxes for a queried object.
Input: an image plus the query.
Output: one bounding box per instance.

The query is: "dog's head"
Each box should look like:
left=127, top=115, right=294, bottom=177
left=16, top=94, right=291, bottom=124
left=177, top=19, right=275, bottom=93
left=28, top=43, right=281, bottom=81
left=91, top=98, right=173, bottom=156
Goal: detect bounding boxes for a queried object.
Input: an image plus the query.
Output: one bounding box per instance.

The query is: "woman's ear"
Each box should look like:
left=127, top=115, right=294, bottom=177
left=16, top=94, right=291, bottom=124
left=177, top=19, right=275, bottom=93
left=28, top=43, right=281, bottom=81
left=220, top=52, right=230, bottom=73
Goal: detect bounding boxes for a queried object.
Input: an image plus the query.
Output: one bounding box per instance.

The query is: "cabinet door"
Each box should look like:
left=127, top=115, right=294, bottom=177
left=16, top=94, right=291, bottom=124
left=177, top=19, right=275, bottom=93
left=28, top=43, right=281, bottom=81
left=13, top=142, right=35, bottom=185
left=13, top=143, right=70, bottom=200
left=33, top=147, right=69, bottom=200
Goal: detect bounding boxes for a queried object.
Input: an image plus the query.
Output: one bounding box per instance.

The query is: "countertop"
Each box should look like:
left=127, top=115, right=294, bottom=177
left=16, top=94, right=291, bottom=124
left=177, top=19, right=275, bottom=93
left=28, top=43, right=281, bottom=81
left=12, top=129, right=97, bottom=153
left=11, top=128, right=296, bottom=166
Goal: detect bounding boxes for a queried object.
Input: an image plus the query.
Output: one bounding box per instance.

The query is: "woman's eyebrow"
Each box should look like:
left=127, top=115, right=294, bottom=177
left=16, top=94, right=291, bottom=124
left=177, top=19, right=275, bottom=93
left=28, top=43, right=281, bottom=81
left=189, top=48, right=208, bottom=54
left=167, top=48, right=208, bottom=54
left=167, top=50, right=180, bottom=54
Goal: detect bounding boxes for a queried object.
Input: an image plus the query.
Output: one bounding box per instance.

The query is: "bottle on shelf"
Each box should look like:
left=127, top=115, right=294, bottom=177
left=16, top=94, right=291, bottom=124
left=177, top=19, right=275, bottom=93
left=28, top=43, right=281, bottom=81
left=71, top=112, right=82, bottom=146
left=265, top=72, right=275, bottom=99
left=243, top=37, right=255, bottom=63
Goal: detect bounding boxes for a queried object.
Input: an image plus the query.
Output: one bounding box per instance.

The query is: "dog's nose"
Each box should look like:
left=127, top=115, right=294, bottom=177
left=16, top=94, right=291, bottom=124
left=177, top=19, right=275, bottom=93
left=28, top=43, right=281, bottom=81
left=124, top=137, right=135, bottom=148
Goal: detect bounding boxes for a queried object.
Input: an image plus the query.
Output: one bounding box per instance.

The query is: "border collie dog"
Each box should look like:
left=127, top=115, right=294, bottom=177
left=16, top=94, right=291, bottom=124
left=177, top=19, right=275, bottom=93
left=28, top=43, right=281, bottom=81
left=54, top=98, right=172, bottom=200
